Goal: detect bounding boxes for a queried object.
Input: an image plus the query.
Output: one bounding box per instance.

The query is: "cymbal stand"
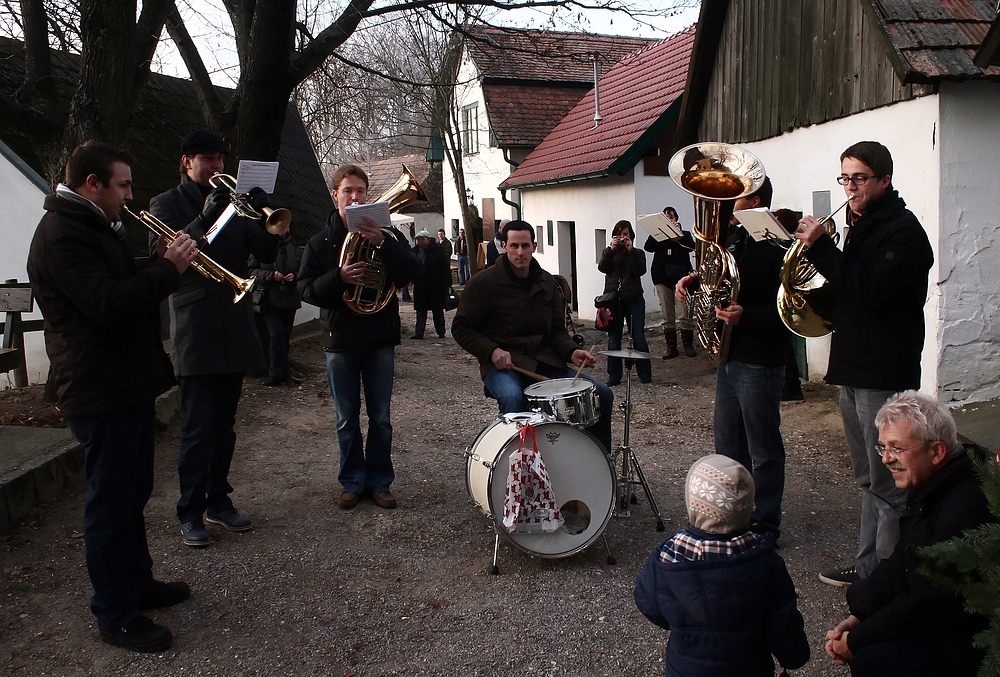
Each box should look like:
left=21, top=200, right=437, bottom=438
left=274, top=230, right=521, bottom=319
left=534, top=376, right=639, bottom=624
left=613, top=356, right=665, bottom=531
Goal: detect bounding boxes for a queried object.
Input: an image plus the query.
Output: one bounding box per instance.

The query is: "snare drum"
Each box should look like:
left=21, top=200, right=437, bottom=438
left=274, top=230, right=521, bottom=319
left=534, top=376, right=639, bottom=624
left=466, top=415, right=616, bottom=558
left=523, top=378, right=600, bottom=427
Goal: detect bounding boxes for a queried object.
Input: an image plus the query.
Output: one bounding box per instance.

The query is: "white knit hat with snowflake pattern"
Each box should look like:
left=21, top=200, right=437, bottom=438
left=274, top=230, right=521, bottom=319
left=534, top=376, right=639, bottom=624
left=685, top=454, right=755, bottom=534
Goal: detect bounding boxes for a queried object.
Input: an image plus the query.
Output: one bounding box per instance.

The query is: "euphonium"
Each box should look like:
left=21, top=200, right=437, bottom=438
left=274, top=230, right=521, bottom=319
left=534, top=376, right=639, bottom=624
left=339, top=165, right=428, bottom=315
left=125, top=207, right=255, bottom=304
left=776, top=195, right=853, bottom=338
left=668, top=143, right=766, bottom=361
left=208, top=173, right=291, bottom=237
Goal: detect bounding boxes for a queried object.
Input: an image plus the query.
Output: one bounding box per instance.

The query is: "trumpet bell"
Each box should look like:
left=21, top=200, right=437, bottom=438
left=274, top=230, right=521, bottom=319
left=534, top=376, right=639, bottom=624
left=261, top=207, right=291, bottom=236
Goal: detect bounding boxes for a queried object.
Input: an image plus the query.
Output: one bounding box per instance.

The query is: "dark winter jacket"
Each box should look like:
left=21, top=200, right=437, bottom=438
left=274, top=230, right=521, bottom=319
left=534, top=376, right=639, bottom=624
left=149, top=175, right=279, bottom=375
left=27, top=194, right=180, bottom=417
left=249, top=234, right=302, bottom=312
left=297, top=210, right=420, bottom=351
left=634, top=526, right=810, bottom=677
left=452, top=256, right=578, bottom=379
left=846, top=454, right=992, bottom=667
left=644, top=232, right=695, bottom=287
left=598, top=246, right=646, bottom=304
left=724, top=225, right=789, bottom=367
left=804, top=189, right=933, bottom=390
left=412, top=239, right=451, bottom=312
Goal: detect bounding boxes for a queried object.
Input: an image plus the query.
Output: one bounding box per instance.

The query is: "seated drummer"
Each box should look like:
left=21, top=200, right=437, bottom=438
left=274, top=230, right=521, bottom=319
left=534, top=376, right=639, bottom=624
left=452, top=220, right=613, bottom=453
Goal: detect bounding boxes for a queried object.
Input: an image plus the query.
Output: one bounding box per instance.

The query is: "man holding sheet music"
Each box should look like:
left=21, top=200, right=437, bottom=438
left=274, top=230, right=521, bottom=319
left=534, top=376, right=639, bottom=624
left=298, top=164, right=420, bottom=511
left=642, top=206, right=696, bottom=359
left=675, top=177, right=790, bottom=543
left=149, top=130, right=279, bottom=546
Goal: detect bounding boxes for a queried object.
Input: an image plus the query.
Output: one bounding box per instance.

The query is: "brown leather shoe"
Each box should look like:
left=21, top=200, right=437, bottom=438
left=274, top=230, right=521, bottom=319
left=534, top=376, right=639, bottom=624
left=336, top=491, right=361, bottom=510
left=372, top=491, right=397, bottom=509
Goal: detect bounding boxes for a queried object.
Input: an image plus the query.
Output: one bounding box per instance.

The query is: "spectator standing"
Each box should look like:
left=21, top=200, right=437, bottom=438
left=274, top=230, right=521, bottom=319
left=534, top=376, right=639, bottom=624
left=249, top=230, right=302, bottom=386
left=599, top=220, right=652, bottom=385
left=643, top=206, right=696, bottom=359
left=455, top=227, right=470, bottom=284
left=411, top=230, right=451, bottom=339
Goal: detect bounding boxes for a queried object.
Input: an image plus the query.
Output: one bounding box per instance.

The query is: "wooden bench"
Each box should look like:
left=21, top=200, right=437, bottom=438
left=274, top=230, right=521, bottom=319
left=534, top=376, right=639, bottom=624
left=1, top=280, right=43, bottom=387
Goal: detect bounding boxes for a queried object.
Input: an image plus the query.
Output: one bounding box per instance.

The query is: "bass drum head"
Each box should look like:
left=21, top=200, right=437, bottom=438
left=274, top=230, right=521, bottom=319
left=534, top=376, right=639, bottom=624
left=466, top=417, right=616, bottom=559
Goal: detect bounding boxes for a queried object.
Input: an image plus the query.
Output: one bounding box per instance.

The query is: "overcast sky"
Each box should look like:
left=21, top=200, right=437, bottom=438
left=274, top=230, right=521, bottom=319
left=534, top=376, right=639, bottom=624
left=153, top=1, right=701, bottom=86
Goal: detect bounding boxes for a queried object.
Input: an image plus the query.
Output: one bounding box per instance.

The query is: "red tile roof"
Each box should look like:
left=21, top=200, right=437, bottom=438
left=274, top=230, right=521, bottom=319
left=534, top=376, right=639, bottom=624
left=484, top=83, right=592, bottom=147
left=465, top=25, right=654, bottom=83
left=874, top=0, right=1000, bottom=80
left=502, top=27, right=695, bottom=189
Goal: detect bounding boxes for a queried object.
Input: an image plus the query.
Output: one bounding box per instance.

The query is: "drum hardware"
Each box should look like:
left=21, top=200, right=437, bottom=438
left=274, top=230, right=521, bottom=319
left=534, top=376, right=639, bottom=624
left=465, top=414, right=617, bottom=574
left=598, top=347, right=666, bottom=531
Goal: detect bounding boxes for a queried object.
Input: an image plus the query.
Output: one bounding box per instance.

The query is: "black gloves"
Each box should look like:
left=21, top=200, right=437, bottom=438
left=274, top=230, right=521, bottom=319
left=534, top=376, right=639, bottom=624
left=248, top=187, right=272, bottom=212
left=202, top=185, right=231, bottom=223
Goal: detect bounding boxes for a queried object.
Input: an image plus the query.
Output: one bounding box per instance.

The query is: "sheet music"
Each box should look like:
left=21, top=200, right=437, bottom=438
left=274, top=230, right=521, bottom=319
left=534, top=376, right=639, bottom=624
left=637, top=212, right=683, bottom=242
left=235, top=160, right=279, bottom=194
left=203, top=204, right=238, bottom=244
left=733, top=208, right=792, bottom=244
left=344, top=202, right=392, bottom=233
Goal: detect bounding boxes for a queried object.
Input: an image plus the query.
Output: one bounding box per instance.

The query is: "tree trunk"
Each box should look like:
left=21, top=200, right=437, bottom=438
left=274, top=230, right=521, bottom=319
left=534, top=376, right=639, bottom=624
left=17, top=0, right=53, bottom=102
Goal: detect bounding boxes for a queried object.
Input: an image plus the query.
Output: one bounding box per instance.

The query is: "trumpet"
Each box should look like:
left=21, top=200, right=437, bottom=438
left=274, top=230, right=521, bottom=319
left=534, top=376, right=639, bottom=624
left=208, top=173, right=291, bottom=237
left=777, top=195, right=853, bottom=338
left=125, top=207, right=255, bottom=304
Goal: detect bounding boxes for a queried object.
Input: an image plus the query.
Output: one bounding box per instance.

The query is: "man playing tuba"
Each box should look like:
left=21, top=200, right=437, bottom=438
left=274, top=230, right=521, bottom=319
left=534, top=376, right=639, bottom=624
left=298, top=164, right=420, bottom=511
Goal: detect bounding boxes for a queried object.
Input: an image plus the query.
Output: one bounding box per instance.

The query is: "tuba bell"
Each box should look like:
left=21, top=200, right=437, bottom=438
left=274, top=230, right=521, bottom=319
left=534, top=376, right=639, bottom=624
left=669, top=143, right=766, bottom=361
left=776, top=195, right=853, bottom=338
left=339, top=165, right=428, bottom=315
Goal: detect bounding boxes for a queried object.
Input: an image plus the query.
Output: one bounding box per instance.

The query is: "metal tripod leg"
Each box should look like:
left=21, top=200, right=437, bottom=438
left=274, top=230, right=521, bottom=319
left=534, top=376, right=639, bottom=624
left=612, top=357, right=665, bottom=530
left=488, top=532, right=501, bottom=575
left=629, top=448, right=666, bottom=531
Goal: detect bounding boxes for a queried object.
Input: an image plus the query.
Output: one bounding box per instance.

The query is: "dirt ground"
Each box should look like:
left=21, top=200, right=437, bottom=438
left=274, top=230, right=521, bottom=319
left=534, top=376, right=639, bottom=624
left=0, top=306, right=859, bottom=676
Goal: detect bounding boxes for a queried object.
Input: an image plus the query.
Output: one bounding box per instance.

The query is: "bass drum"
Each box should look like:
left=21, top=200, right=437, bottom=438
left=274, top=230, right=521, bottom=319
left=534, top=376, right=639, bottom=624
left=466, top=415, right=616, bottom=558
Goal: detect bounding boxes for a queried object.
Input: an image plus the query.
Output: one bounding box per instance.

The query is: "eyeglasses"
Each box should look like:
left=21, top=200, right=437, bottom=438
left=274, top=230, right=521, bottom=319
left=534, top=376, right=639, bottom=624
left=836, top=174, right=874, bottom=186
left=875, top=441, right=927, bottom=460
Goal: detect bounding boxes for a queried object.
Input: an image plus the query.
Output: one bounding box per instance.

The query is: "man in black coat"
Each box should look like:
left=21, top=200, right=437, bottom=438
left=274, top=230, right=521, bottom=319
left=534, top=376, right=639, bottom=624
left=298, top=164, right=420, bottom=511
left=27, top=141, right=199, bottom=652
left=825, top=391, right=992, bottom=677
left=149, top=130, right=279, bottom=547
left=798, top=141, right=935, bottom=585
left=410, top=230, right=451, bottom=339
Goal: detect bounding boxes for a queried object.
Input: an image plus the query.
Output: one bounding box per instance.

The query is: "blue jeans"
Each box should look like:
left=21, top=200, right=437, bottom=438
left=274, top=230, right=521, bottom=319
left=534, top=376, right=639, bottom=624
left=840, top=386, right=906, bottom=576
left=177, top=373, right=244, bottom=523
left=484, top=365, right=614, bottom=454
left=457, top=255, right=470, bottom=285
left=325, top=347, right=395, bottom=493
left=607, top=297, right=652, bottom=381
left=67, top=400, right=157, bottom=629
left=714, top=360, right=786, bottom=537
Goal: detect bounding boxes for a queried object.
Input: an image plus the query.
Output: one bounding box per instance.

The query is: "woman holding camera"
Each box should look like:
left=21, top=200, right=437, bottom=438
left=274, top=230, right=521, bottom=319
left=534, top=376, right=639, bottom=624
left=598, top=220, right=652, bottom=385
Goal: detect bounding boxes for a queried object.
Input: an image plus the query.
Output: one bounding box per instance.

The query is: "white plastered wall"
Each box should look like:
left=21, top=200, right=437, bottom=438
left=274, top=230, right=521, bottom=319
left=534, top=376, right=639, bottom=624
left=738, top=95, right=942, bottom=394
left=936, top=80, right=1000, bottom=404
left=0, top=151, right=50, bottom=387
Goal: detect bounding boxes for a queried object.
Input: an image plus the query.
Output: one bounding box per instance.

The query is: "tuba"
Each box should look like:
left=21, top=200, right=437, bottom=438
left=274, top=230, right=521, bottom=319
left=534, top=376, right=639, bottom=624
left=776, top=195, right=853, bottom=338
left=339, top=165, right=428, bottom=315
left=669, top=143, right=766, bottom=361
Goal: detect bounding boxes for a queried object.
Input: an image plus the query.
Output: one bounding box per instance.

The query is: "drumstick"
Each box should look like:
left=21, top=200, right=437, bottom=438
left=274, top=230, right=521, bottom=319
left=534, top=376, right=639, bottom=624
left=512, top=365, right=549, bottom=382
left=571, top=344, right=597, bottom=386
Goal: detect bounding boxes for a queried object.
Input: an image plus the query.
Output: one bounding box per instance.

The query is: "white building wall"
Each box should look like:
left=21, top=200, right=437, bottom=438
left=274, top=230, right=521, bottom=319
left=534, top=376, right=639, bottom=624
left=0, top=150, right=50, bottom=387
left=518, top=174, right=642, bottom=321
left=936, top=81, right=1000, bottom=404
left=737, top=95, right=942, bottom=393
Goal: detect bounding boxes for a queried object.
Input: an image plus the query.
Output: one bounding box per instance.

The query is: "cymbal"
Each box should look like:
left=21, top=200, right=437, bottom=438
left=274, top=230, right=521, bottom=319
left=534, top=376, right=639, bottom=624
left=599, top=348, right=659, bottom=360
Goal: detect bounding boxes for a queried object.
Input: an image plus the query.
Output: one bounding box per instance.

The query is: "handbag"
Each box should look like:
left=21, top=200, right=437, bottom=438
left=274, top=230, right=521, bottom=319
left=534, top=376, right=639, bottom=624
left=502, top=424, right=564, bottom=534
left=445, top=287, right=459, bottom=311
left=593, top=291, right=619, bottom=308
left=250, top=283, right=267, bottom=313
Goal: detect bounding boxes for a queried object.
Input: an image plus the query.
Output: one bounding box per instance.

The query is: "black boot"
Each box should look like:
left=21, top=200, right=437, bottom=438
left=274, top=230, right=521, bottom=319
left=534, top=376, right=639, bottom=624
left=681, top=330, right=697, bottom=357
left=662, top=329, right=679, bottom=360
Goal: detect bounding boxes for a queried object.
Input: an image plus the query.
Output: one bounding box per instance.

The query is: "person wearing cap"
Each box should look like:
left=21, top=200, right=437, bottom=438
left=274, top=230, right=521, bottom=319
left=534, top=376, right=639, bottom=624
left=410, top=230, right=451, bottom=339
left=298, top=164, right=420, bottom=511
left=148, top=130, right=279, bottom=547
left=634, top=454, right=809, bottom=677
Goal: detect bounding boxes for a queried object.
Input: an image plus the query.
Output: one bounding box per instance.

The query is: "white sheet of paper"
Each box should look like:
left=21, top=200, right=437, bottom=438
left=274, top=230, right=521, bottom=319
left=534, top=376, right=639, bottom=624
left=235, top=161, right=279, bottom=194
left=344, top=202, right=392, bottom=233
left=637, top=212, right=683, bottom=241
left=203, top=204, right=238, bottom=244
left=734, top=208, right=792, bottom=243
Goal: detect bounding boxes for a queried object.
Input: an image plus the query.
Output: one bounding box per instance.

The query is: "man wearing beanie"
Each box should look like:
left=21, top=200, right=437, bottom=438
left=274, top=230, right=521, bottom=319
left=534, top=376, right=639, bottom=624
left=149, top=130, right=279, bottom=546
left=634, top=455, right=809, bottom=677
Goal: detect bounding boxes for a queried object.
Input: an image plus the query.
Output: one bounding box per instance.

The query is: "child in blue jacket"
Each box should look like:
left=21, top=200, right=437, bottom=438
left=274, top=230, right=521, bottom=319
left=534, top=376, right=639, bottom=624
left=634, top=454, right=810, bottom=676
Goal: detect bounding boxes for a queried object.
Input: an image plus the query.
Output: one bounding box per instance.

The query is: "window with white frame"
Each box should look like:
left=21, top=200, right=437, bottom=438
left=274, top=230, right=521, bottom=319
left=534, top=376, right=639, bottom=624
left=461, top=103, right=479, bottom=155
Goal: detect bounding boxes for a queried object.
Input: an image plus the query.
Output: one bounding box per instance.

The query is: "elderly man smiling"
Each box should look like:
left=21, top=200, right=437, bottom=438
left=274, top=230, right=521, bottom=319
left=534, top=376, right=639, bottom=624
left=824, top=390, right=993, bottom=677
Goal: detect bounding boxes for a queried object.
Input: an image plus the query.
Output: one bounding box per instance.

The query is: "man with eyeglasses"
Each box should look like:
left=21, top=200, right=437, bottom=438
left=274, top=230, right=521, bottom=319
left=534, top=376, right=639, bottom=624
left=824, top=390, right=991, bottom=677
left=795, top=141, right=934, bottom=587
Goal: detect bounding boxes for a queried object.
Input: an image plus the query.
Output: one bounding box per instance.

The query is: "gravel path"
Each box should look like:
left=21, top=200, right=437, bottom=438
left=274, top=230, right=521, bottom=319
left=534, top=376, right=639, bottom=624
left=1, top=305, right=857, bottom=676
